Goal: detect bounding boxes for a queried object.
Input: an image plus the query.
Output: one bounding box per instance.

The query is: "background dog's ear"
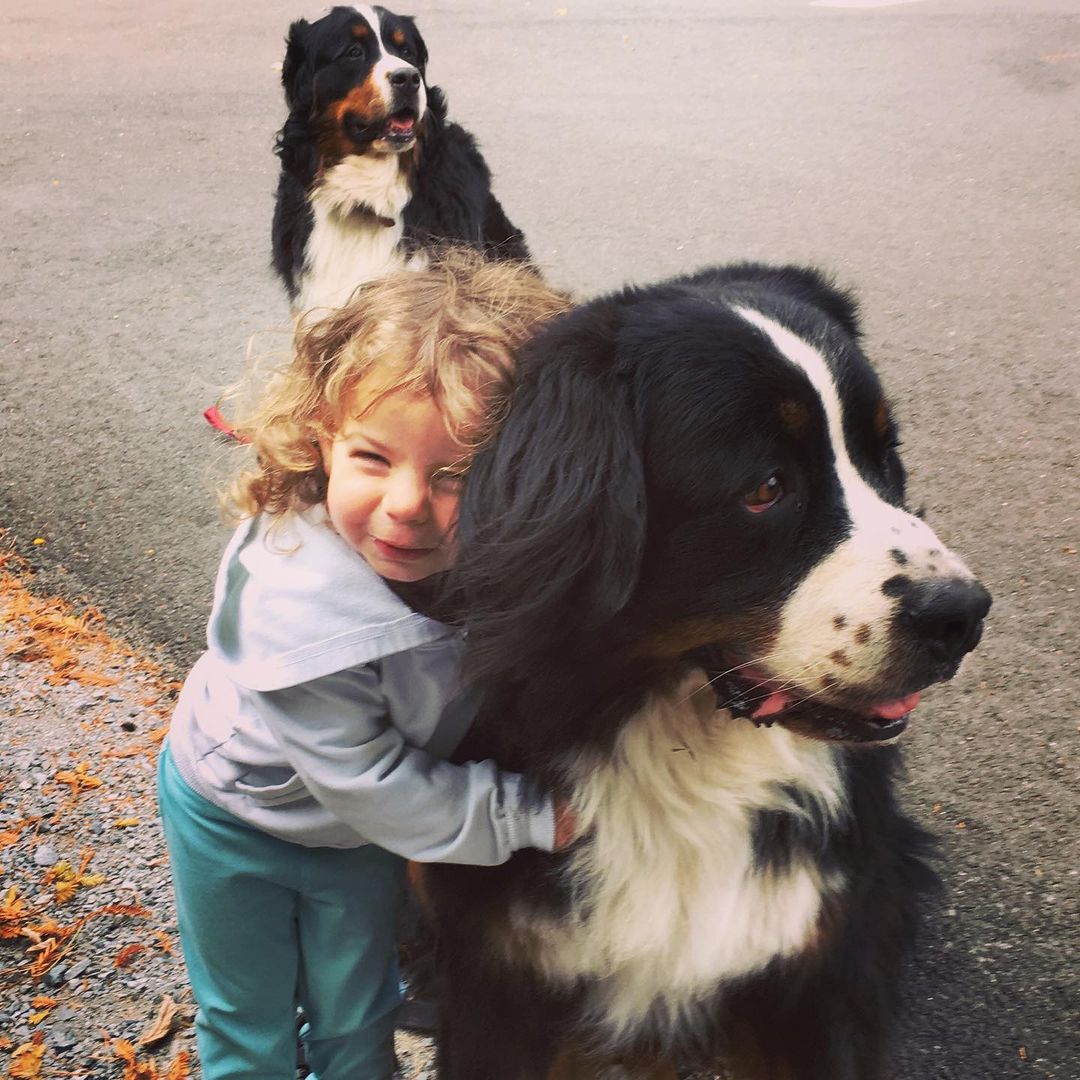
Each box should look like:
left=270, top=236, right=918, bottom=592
left=452, top=306, right=646, bottom=682
left=281, top=19, right=311, bottom=110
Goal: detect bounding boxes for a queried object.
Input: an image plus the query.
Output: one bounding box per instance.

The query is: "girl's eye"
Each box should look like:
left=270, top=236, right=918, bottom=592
left=432, top=471, right=465, bottom=493
left=743, top=474, right=784, bottom=513
left=351, top=450, right=388, bottom=466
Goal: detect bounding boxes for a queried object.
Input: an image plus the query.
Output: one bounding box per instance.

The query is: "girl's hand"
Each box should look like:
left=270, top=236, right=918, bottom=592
left=553, top=797, right=578, bottom=851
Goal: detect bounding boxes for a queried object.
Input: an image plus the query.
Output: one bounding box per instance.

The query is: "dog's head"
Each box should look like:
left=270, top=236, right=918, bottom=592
left=454, top=264, right=991, bottom=747
left=281, top=5, right=429, bottom=163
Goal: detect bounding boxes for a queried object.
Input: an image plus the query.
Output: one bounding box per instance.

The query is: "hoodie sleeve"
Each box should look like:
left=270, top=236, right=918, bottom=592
left=249, top=666, right=555, bottom=865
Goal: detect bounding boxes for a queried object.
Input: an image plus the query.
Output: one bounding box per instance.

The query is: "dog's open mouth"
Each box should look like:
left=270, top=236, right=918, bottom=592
left=381, top=109, right=418, bottom=143
left=713, top=665, right=921, bottom=744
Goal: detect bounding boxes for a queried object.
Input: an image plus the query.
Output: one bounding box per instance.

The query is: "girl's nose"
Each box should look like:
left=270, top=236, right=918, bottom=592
left=383, top=472, right=430, bottom=523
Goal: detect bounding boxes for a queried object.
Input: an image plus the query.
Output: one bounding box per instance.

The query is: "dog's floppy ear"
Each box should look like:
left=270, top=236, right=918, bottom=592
left=281, top=19, right=311, bottom=110
left=453, top=304, right=646, bottom=682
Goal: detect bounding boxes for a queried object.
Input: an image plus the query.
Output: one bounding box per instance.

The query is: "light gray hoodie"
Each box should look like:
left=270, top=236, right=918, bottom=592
left=167, top=504, right=554, bottom=863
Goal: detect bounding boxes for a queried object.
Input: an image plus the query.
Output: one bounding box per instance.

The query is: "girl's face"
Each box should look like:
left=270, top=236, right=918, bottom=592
left=319, top=388, right=469, bottom=582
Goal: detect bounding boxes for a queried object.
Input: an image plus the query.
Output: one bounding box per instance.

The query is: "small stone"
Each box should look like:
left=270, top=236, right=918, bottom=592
left=43, top=965, right=68, bottom=988
left=67, top=959, right=92, bottom=979
left=49, top=1027, right=78, bottom=1050
left=34, top=843, right=59, bottom=867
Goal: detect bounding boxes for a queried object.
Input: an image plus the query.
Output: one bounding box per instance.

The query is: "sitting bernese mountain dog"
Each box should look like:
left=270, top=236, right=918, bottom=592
left=426, top=263, right=992, bottom=1080
left=271, top=4, right=529, bottom=314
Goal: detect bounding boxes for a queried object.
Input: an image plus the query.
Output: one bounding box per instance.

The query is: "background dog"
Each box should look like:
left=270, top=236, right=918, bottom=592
left=272, top=4, right=529, bottom=314
left=428, top=263, right=992, bottom=1080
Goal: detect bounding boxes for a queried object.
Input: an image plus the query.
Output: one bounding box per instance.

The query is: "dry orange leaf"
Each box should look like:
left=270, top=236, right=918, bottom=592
left=8, top=1032, right=46, bottom=1078
left=165, top=1050, right=191, bottom=1079
left=104, top=745, right=150, bottom=759
left=153, top=929, right=175, bottom=955
left=54, top=762, right=104, bottom=793
left=114, top=817, right=141, bottom=828
left=1, top=885, right=29, bottom=938
left=139, top=995, right=180, bottom=1047
left=43, top=852, right=105, bottom=904
left=27, top=938, right=61, bottom=978
left=114, top=1038, right=164, bottom=1080
left=115, top=943, right=147, bottom=968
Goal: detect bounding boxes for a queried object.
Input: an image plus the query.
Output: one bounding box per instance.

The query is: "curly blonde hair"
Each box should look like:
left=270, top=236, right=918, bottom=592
left=222, top=248, right=571, bottom=520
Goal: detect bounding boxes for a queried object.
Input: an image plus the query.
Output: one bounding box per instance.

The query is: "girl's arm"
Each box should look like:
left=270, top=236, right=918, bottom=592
left=250, top=666, right=556, bottom=865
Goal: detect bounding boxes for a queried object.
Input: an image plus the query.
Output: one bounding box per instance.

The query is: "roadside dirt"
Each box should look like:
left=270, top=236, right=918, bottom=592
left=0, top=540, right=435, bottom=1079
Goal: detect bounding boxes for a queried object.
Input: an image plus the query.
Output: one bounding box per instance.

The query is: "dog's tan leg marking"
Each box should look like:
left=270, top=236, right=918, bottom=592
left=546, top=1048, right=678, bottom=1080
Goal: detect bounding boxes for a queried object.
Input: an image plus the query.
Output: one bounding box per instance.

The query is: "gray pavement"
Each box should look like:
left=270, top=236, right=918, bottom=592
left=2, top=1, right=1078, bottom=1076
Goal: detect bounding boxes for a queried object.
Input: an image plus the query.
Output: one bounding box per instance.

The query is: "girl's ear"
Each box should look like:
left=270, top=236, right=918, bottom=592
left=452, top=305, right=646, bottom=682
left=317, top=436, right=333, bottom=477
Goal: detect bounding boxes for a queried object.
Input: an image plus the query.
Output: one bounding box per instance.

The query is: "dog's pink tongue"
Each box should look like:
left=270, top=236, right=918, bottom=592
left=751, top=690, right=796, bottom=719
left=750, top=689, right=922, bottom=721
left=868, top=692, right=921, bottom=720
left=388, top=115, right=414, bottom=134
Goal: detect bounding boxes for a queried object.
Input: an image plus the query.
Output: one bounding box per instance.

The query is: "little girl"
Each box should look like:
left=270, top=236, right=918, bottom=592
left=158, top=251, right=571, bottom=1080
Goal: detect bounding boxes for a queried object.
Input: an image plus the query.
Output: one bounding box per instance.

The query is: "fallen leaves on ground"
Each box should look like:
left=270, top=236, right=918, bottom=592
left=115, top=1039, right=191, bottom=1080
left=1, top=534, right=194, bottom=1074
left=7, top=1033, right=46, bottom=1079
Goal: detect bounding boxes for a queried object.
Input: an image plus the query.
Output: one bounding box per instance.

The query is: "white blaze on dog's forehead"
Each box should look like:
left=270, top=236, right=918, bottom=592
left=733, top=307, right=886, bottom=525
left=349, top=3, right=425, bottom=120
left=350, top=5, right=384, bottom=53
left=732, top=306, right=942, bottom=546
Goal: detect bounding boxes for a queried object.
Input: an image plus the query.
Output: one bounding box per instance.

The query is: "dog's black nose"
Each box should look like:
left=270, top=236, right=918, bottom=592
left=899, top=578, right=992, bottom=663
left=388, top=67, right=421, bottom=90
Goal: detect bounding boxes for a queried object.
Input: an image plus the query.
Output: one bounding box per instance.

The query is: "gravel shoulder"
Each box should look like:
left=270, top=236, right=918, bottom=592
left=0, top=540, right=435, bottom=1079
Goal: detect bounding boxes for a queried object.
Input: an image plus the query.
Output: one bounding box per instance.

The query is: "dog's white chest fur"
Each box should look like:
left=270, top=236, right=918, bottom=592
left=517, top=674, right=847, bottom=1041
left=297, top=155, right=422, bottom=314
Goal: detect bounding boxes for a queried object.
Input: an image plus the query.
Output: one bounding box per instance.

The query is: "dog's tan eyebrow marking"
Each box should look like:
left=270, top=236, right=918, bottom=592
left=854, top=624, right=871, bottom=645
left=351, top=23, right=370, bottom=38
left=779, top=400, right=810, bottom=438
left=391, top=27, right=406, bottom=45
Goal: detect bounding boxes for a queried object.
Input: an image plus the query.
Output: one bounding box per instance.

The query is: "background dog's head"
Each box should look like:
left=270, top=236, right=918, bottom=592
left=281, top=5, right=429, bottom=165
left=453, top=264, right=991, bottom=746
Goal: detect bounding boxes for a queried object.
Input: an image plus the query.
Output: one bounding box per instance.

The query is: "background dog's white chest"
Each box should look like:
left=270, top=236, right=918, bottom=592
left=297, top=155, right=418, bottom=313
left=524, top=679, right=847, bottom=1040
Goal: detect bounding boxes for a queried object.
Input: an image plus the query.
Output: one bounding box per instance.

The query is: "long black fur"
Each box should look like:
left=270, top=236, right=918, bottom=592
left=424, top=263, right=969, bottom=1079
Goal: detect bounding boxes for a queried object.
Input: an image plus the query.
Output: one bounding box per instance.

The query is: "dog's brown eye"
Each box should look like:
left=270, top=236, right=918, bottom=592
left=744, top=475, right=784, bottom=513
left=346, top=44, right=365, bottom=59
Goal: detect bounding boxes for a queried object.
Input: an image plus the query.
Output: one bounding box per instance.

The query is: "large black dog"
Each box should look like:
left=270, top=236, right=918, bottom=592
left=427, top=264, right=992, bottom=1079
left=272, top=4, right=528, bottom=313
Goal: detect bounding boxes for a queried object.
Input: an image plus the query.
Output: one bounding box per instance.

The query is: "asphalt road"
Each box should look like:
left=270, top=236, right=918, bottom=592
left=2, top=0, right=1077, bottom=1076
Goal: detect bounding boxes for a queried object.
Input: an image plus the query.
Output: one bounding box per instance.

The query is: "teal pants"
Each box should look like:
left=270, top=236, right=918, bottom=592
left=157, top=745, right=405, bottom=1080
